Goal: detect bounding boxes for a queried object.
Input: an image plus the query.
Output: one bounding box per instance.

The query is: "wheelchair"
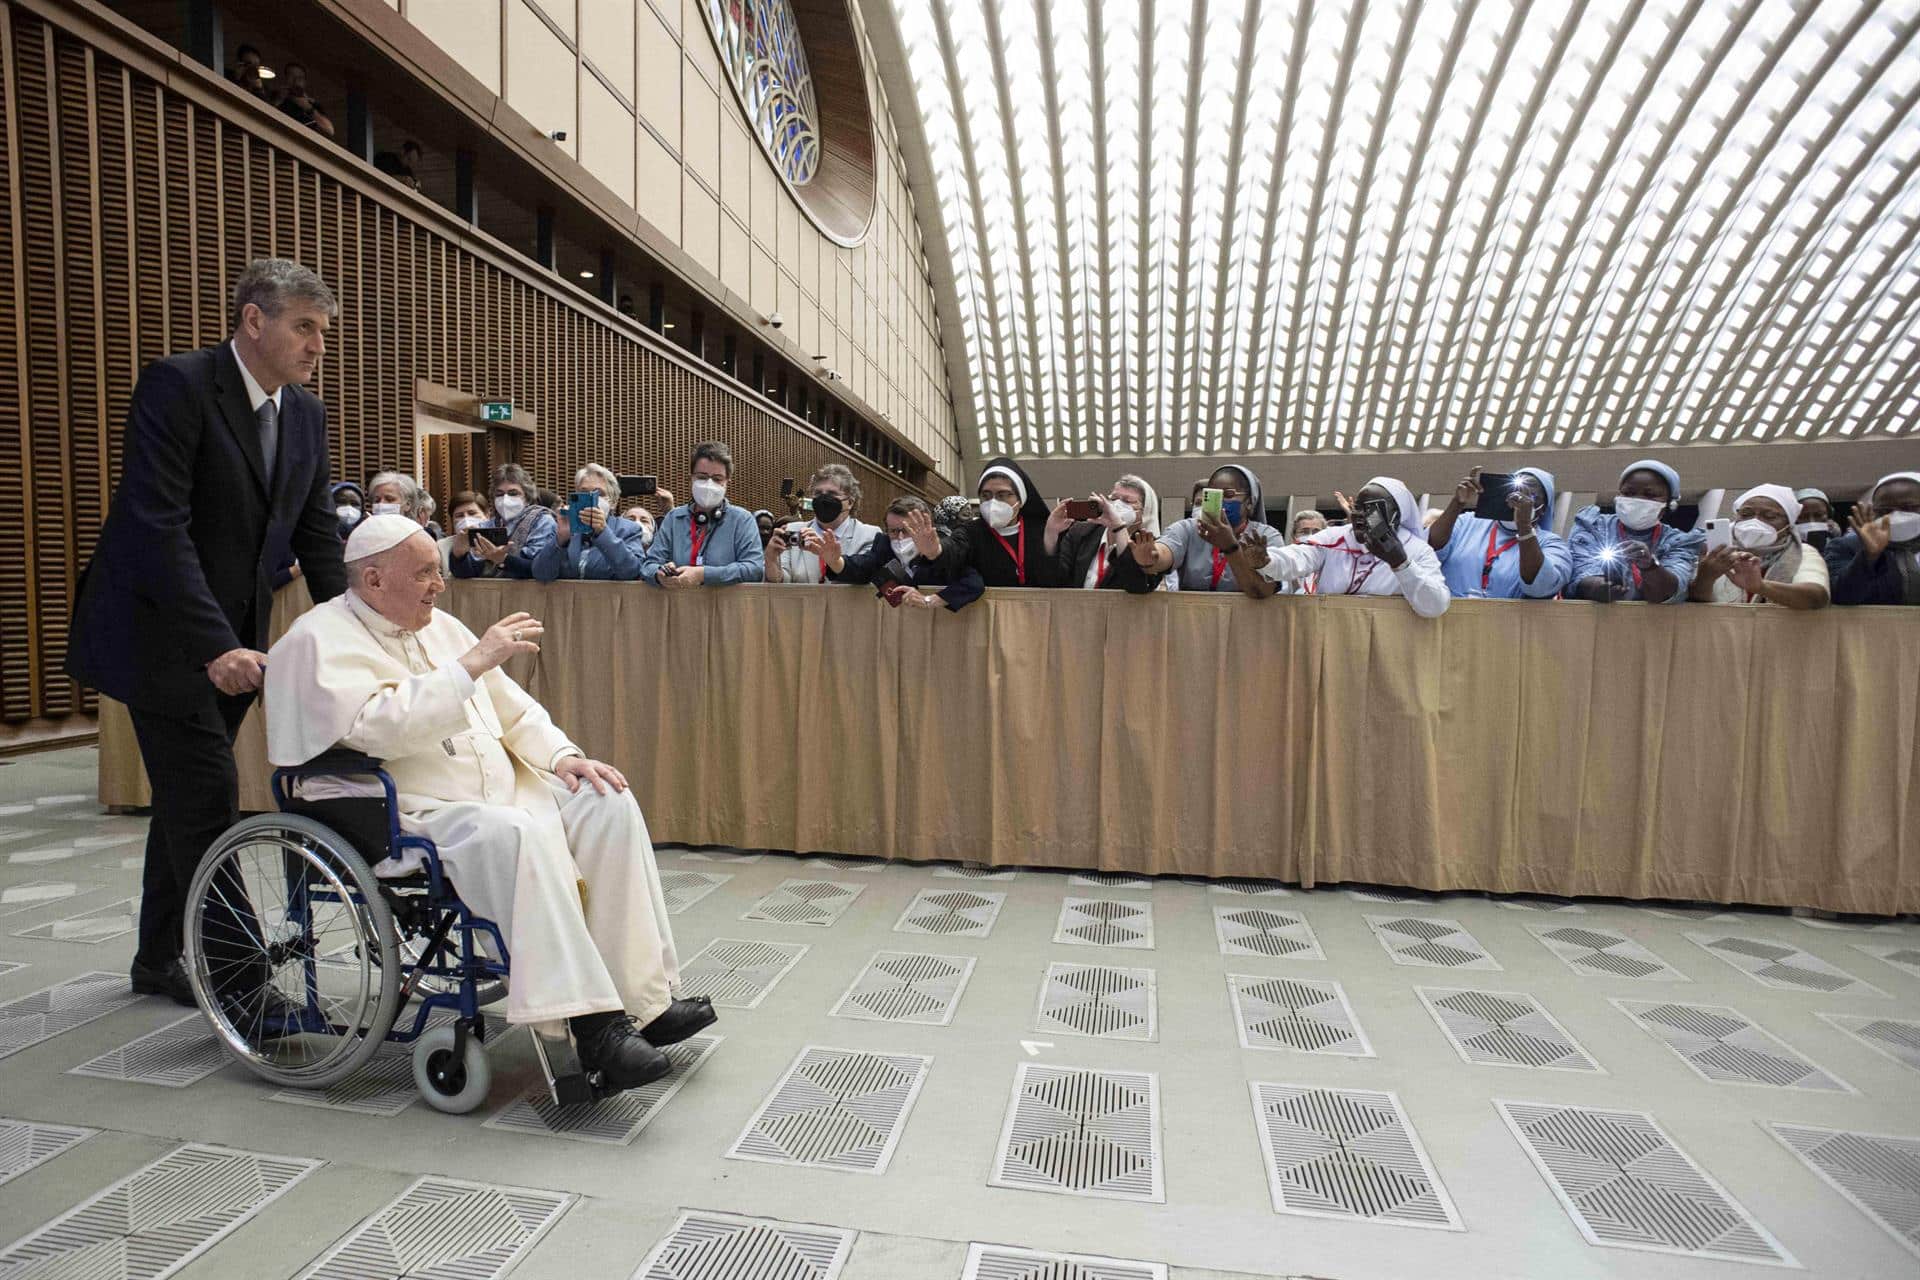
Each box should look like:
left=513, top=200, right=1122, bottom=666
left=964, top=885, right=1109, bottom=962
left=183, top=749, right=602, bottom=1113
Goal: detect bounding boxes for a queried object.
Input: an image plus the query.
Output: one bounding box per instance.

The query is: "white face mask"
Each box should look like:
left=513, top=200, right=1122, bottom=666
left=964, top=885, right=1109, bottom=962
left=493, top=493, right=526, bottom=522
left=371, top=501, right=404, bottom=517
left=1107, top=499, right=1138, bottom=527
left=692, top=477, right=727, bottom=510
left=1614, top=496, right=1665, bottom=531
left=1733, top=518, right=1779, bottom=549
left=1885, top=510, right=1920, bottom=543
left=455, top=514, right=486, bottom=532
left=980, top=498, right=1016, bottom=531
left=335, top=504, right=360, bottom=523
left=890, top=535, right=917, bottom=563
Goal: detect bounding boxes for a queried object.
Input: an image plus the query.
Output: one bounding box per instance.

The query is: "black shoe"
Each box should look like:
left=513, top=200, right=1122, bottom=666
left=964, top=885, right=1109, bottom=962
left=639, top=996, right=718, bottom=1047
left=570, top=1012, right=672, bottom=1093
left=216, top=984, right=300, bottom=1042
left=130, top=957, right=195, bottom=1007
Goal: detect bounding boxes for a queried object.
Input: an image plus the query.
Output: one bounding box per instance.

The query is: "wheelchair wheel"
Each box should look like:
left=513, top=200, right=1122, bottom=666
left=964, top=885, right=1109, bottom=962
left=184, top=813, right=401, bottom=1089
left=411, top=1023, right=493, bottom=1114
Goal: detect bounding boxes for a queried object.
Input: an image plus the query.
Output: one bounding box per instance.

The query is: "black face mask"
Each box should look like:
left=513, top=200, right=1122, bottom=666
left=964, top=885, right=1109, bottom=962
left=811, top=493, right=844, bottom=524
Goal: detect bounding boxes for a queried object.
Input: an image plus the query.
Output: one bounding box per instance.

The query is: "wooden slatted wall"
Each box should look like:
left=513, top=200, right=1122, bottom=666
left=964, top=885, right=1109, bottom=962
left=0, top=6, right=938, bottom=725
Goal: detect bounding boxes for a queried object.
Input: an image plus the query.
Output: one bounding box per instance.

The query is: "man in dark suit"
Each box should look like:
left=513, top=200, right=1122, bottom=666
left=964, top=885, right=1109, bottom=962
left=66, top=258, right=348, bottom=1006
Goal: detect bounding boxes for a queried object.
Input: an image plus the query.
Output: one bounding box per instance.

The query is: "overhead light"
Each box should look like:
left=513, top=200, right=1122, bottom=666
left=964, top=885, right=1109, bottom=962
left=662, top=321, right=676, bottom=330
left=578, top=270, right=594, bottom=279
left=257, top=67, right=276, bottom=80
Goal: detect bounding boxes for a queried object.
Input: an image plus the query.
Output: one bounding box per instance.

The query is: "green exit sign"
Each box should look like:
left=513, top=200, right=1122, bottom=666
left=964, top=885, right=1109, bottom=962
left=480, top=401, right=513, bottom=422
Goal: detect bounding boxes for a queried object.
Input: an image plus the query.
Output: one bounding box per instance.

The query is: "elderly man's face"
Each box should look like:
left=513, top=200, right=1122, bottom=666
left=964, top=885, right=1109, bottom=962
left=359, top=533, right=444, bottom=631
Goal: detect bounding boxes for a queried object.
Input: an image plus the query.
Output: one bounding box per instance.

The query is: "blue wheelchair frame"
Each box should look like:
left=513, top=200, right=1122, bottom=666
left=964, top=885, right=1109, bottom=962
left=271, top=754, right=510, bottom=1044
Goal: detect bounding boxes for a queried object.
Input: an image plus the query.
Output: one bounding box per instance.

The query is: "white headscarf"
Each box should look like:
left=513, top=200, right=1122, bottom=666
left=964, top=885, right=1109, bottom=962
left=1329, top=477, right=1422, bottom=550
left=1735, top=484, right=1802, bottom=526
left=978, top=465, right=1028, bottom=509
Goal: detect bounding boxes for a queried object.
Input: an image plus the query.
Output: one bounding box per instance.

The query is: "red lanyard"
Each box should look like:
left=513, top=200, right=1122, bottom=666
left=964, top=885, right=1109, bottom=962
left=1095, top=546, right=1111, bottom=587
left=1210, top=548, right=1229, bottom=590
left=688, top=524, right=708, bottom=565
left=1481, top=523, right=1519, bottom=591
left=990, top=522, right=1027, bottom=584
left=1614, top=519, right=1663, bottom=590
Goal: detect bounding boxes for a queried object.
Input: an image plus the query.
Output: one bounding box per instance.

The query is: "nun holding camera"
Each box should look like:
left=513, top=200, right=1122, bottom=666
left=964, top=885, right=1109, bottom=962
left=1255, top=478, right=1450, bottom=617
left=1565, top=459, right=1703, bottom=603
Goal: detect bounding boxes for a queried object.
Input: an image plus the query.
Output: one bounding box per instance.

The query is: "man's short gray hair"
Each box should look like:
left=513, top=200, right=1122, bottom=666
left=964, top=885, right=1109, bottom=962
left=368, top=471, right=429, bottom=520
left=232, top=258, right=337, bottom=325
left=807, top=463, right=861, bottom=512
left=575, top=463, right=621, bottom=501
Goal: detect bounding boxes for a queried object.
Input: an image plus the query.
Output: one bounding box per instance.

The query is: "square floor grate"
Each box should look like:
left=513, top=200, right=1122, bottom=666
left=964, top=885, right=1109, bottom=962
left=1248, top=1083, right=1459, bottom=1229
left=268, top=1041, right=422, bottom=1116
left=728, top=1045, right=930, bottom=1174
left=1212, top=906, right=1323, bottom=959
left=1347, top=887, right=1437, bottom=903
left=1228, top=974, right=1370, bottom=1056
left=832, top=952, right=975, bottom=1025
left=1687, top=933, right=1886, bottom=995
left=805, top=857, right=885, bottom=873
left=0, top=1118, right=93, bottom=1188
left=1067, top=873, right=1151, bottom=890
left=484, top=1035, right=720, bottom=1145
left=1854, top=942, right=1920, bottom=982
left=1769, top=1123, right=1920, bottom=1262
left=0, top=970, right=142, bottom=1061
left=12, top=895, right=138, bottom=944
left=1054, top=899, right=1153, bottom=949
left=961, top=1243, right=1167, bottom=1279
left=297, top=1175, right=572, bottom=1279
left=661, top=871, right=732, bottom=915
left=742, top=880, right=866, bottom=927
left=1496, top=1100, right=1794, bottom=1266
left=892, top=888, right=1005, bottom=937
left=1036, top=963, right=1157, bottom=1042
left=676, top=938, right=810, bottom=1008
left=991, top=1064, right=1163, bottom=1203
left=1529, top=924, right=1688, bottom=981
left=1614, top=999, right=1850, bottom=1091
left=1209, top=879, right=1292, bottom=897
left=632, top=1210, right=855, bottom=1280
left=67, top=1014, right=229, bottom=1088
left=932, top=864, right=1017, bottom=881
left=1417, top=988, right=1598, bottom=1072
left=1496, top=898, right=1587, bottom=913
left=0, top=1142, right=319, bottom=1278
left=1364, top=915, right=1501, bottom=970
left=1818, top=1013, right=1920, bottom=1074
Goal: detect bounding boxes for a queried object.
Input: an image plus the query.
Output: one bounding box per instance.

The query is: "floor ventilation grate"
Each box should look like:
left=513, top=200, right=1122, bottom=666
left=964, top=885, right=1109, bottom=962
left=0, top=1142, right=319, bottom=1278
left=1365, top=915, right=1501, bottom=970
left=1819, top=1013, right=1920, bottom=1074
left=0, top=1118, right=92, bottom=1188
left=1054, top=899, right=1153, bottom=950
left=660, top=871, right=732, bottom=915
left=1209, top=879, right=1291, bottom=897
left=676, top=939, right=810, bottom=1008
left=832, top=952, right=975, bottom=1025
left=297, top=1175, right=572, bottom=1279
left=1529, top=924, right=1688, bottom=981
left=268, top=1041, right=423, bottom=1116
left=1497, top=1100, right=1794, bottom=1265
left=1229, top=975, right=1371, bottom=1056
left=728, top=1046, right=930, bottom=1174
left=484, top=1035, right=720, bottom=1145
left=961, top=1243, right=1167, bottom=1279
left=1614, top=999, right=1849, bottom=1091
left=1213, top=906, right=1323, bottom=959
left=1769, top=1123, right=1920, bottom=1262
left=892, top=888, right=1005, bottom=937
left=742, top=880, right=866, bottom=927
left=1248, top=1083, right=1459, bottom=1229
left=1853, top=943, right=1920, bottom=982
left=633, top=1210, right=855, bottom=1280
left=1037, top=963, right=1157, bottom=1042
left=991, top=1064, right=1163, bottom=1202
left=1347, top=887, right=1437, bottom=903
left=0, top=970, right=142, bottom=1060
left=67, top=1014, right=229, bottom=1088
left=1418, top=987, right=1598, bottom=1071
left=1496, top=898, right=1587, bottom=913
left=933, top=864, right=1017, bottom=880
left=1687, top=933, right=1886, bottom=995
left=1068, top=873, right=1150, bottom=889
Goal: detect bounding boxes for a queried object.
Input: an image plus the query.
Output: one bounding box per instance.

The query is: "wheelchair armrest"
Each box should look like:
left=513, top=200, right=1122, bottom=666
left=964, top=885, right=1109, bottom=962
left=286, top=748, right=387, bottom=778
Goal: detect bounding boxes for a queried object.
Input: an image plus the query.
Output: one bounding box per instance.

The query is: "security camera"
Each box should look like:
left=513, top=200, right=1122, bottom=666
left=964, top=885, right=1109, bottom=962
left=766, top=311, right=784, bottom=329
left=825, top=369, right=844, bottom=382
left=549, top=130, right=568, bottom=142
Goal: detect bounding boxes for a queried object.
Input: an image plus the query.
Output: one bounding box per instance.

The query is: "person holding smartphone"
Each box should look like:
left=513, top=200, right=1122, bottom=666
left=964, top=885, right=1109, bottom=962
left=1054, top=475, right=1170, bottom=591
left=451, top=462, right=556, bottom=579
left=1566, top=459, right=1702, bottom=603
left=531, top=464, right=649, bottom=582
left=1428, top=465, right=1570, bottom=599
left=766, top=463, right=880, bottom=584
left=1126, top=464, right=1284, bottom=594
left=1689, top=484, right=1829, bottom=608
left=1825, top=472, right=1920, bottom=606
left=1256, top=478, right=1449, bottom=616
left=638, top=441, right=764, bottom=588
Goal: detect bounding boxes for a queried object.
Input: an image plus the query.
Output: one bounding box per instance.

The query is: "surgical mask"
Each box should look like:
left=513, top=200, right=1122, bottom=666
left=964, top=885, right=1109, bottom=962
left=335, top=504, right=361, bottom=523
left=692, top=478, right=726, bottom=510
left=1222, top=498, right=1244, bottom=526
left=980, top=498, right=1016, bottom=531
left=493, top=493, right=526, bottom=522
left=1886, top=510, right=1920, bottom=543
left=1733, top=518, right=1779, bottom=549
left=1614, top=496, right=1664, bottom=531
left=371, top=501, right=404, bottom=516
left=890, top=535, right=917, bottom=563
left=456, top=515, right=486, bottom=532
left=638, top=522, right=655, bottom=547
left=1107, top=499, right=1138, bottom=527
left=810, top=493, right=845, bottom=524
left=1794, top=521, right=1830, bottom=549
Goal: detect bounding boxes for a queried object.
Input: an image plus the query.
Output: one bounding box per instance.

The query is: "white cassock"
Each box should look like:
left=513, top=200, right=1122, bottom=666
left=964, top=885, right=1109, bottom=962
left=264, top=591, right=680, bottom=1028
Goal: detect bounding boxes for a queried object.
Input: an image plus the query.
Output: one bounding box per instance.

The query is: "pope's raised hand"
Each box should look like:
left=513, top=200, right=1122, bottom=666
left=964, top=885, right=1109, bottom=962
left=462, top=611, right=543, bottom=679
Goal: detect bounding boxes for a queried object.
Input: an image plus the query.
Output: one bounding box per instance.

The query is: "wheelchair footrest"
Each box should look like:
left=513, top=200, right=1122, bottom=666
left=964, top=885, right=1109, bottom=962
left=531, top=1024, right=611, bottom=1107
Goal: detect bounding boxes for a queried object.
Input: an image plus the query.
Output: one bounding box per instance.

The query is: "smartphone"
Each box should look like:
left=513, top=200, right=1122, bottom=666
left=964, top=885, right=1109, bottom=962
left=567, top=491, right=597, bottom=537
left=1471, top=473, right=1520, bottom=521
left=1701, top=518, right=1733, bottom=552
left=617, top=474, right=657, bottom=496
left=468, top=525, right=509, bottom=547
left=1063, top=499, right=1102, bottom=521
left=1200, top=488, right=1224, bottom=520
left=780, top=477, right=795, bottom=498
left=1360, top=503, right=1395, bottom=543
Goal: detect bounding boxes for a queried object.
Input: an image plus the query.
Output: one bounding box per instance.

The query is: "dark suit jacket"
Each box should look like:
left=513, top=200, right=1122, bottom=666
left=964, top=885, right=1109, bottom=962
left=65, top=342, right=347, bottom=713
left=830, top=532, right=984, bottom=611
left=1055, top=521, right=1160, bottom=592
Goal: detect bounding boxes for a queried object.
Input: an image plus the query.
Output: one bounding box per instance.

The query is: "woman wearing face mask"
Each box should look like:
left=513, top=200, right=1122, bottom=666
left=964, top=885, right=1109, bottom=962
left=331, top=481, right=365, bottom=540
left=451, top=462, right=556, bottom=579
left=639, top=441, right=765, bottom=588
left=1256, top=478, right=1450, bottom=616
left=1566, top=460, right=1703, bottom=603
left=1127, top=464, right=1284, bottom=594
left=929, top=457, right=1061, bottom=588
left=1690, top=485, right=1829, bottom=608
left=767, top=464, right=880, bottom=584
left=1825, top=472, right=1920, bottom=606
left=827, top=495, right=983, bottom=611
left=1429, top=465, right=1571, bottom=599
left=1054, top=475, right=1169, bottom=591
left=531, top=464, right=650, bottom=582
left=437, top=491, right=489, bottom=575
left=366, top=471, right=428, bottom=522
left=1793, top=488, right=1843, bottom=551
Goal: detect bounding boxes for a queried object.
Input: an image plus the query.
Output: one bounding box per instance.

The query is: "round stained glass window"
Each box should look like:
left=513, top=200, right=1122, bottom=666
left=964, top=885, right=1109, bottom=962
left=701, top=0, right=822, bottom=186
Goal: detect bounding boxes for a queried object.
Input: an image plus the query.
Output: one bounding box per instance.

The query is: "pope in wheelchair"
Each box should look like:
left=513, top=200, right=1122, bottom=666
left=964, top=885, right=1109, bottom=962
left=236, top=513, right=714, bottom=1106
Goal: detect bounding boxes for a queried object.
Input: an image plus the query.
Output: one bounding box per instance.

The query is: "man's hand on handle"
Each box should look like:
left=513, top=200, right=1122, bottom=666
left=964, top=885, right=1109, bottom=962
left=460, top=611, right=544, bottom=680
left=206, top=648, right=268, bottom=696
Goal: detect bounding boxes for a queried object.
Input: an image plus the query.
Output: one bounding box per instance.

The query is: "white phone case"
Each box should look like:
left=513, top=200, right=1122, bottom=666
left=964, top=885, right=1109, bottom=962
left=1701, top=518, right=1733, bottom=551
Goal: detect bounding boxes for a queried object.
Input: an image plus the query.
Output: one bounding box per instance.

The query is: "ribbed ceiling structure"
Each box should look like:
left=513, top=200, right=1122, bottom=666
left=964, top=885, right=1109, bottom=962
left=891, top=0, right=1920, bottom=459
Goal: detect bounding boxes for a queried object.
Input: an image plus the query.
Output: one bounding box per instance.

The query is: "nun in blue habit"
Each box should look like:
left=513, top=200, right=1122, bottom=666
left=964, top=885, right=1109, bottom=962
left=1429, top=464, right=1573, bottom=599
